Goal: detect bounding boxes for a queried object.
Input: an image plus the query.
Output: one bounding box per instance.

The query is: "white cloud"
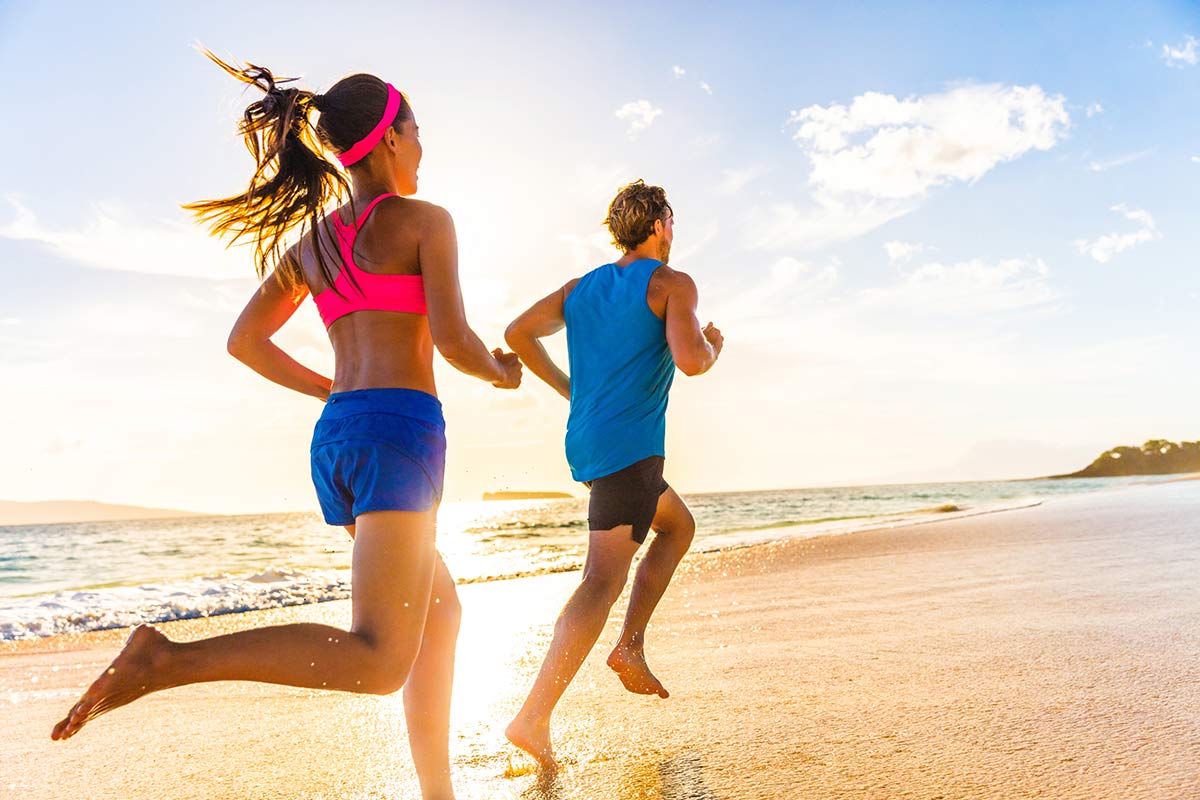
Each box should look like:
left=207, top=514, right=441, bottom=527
left=699, top=81, right=713, bottom=95
left=715, top=165, right=768, bottom=195
left=752, top=84, right=1070, bottom=251
left=1, top=194, right=249, bottom=279
left=742, top=194, right=911, bottom=252
left=615, top=100, right=663, bottom=136
left=1074, top=204, right=1159, bottom=263
left=788, top=83, right=1069, bottom=200
left=707, top=256, right=840, bottom=330
left=1191, top=156, right=1200, bottom=164
left=564, top=161, right=634, bottom=202
left=1086, top=103, right=1103, bottom=117
left=559, top=229, right=617, bottom=272
left=672, top=65, right=686, bottom=78
left=75, top=301, right=204, bottom=339
left=884, top=240, right=924, bottom=263
left=1162, top=35, right=1198, bottom=67
left=706, top=250, right=1059, bottom=357
left=1087, top=149, right=1151, bottom=172
left=860, top=256, right=1058, bottom=316
left=669, top=220, right=720, bottom=266
left=680, top=133, right=722, bottom=158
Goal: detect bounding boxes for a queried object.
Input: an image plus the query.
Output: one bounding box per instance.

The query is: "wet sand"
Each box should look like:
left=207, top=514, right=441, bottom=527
left=3, top=481, right=1198, bottom=799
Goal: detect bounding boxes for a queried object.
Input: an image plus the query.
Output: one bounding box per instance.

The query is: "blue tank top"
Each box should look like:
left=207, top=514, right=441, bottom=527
left=563, top=258, right=676, bottom=482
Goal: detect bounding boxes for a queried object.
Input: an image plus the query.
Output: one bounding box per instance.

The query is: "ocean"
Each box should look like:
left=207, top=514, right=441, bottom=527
left=0, top=477, right=1150, bottom=640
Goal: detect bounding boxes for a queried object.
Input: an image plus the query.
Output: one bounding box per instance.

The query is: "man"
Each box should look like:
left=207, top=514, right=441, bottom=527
left=503, top=179, right=723, bottom=769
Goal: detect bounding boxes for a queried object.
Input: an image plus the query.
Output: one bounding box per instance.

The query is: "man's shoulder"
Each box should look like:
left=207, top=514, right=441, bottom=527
left=649, top=264, right=696, bottom=294
left=560, top=275, right=584, bottom=305
left=564, top=264, right=608, bottom=297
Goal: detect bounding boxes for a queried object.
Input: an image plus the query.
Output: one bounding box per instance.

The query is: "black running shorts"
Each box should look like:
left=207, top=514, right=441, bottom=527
left=583, top=456, right=670, bottom=543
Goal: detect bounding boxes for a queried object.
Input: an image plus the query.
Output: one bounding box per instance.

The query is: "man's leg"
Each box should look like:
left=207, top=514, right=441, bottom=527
left=608, top=488, right=695, bottom=696
left=505, top=527, right=642, bottom=769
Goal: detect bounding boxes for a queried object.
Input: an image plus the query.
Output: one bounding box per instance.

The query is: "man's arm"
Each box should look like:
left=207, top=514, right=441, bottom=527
left=504, top=281, right=577, bottom=401
left=665, top=271, right=723, bottom=376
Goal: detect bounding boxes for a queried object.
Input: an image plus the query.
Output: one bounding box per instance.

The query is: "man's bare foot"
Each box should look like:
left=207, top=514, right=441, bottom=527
left=607, top=644, right=668, bottom=698
left=51, top=624, right=173, bottom=741
left=504, top=714, right=558, bottom=772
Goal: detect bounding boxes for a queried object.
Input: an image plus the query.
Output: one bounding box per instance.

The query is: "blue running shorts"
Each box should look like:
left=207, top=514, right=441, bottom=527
left=310, top=388, right=446, bottom=526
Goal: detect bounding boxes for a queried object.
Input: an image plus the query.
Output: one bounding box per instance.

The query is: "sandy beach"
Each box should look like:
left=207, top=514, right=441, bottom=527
left=3, top=481, right=1198, bottom=799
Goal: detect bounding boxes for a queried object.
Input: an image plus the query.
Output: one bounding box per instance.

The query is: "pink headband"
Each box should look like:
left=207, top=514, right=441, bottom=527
left=336, top=83, right=403, bottom=167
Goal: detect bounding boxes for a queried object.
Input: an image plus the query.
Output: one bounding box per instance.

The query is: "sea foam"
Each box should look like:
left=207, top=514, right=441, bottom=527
left=0, top=568, right=350, bottom=641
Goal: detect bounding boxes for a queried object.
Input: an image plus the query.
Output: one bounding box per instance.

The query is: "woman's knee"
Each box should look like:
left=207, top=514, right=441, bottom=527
left=363, top=647, right=419, bottom=695
left=348, top=629, right=422, bottom=695
left=430, top=586, right=463, bottom=633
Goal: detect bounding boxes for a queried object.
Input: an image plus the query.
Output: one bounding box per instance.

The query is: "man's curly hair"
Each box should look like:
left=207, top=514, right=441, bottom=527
left=604, top=179, right=673, bottom=251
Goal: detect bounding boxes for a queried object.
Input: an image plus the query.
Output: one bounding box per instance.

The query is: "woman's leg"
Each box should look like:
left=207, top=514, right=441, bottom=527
left=52, top=509, right=438, bottom=741
left=342, top=522, right=460, bottom=800
left=403, top=555, right=461, bottom=800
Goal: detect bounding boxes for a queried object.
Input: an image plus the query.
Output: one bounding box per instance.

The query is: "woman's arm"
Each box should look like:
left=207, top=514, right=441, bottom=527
left=504, top=283, right=575, bottom=401
left=420, top=205, right=521, bottom=389
left=226, top=268, right=333, bottom=400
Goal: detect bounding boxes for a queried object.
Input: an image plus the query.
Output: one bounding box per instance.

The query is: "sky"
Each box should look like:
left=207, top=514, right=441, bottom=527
left=1, top=1, right=1198, bottom=513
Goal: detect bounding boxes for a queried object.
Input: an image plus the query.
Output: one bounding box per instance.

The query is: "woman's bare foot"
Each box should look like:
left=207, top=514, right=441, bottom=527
left=606, top=644, right=668, bottom=698
left=504, top=714, right=558, bottom=772
left=51, top=624, right=173, bottom=741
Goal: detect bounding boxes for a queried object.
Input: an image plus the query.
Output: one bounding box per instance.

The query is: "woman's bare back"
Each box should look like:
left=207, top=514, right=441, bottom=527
left=293, top=196, right=438, bottom=395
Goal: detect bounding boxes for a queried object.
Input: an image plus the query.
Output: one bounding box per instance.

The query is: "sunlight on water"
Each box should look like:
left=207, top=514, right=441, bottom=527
left=436, top=498, right=589, bottom=584
left=0, top=476, right=1154, bottom=639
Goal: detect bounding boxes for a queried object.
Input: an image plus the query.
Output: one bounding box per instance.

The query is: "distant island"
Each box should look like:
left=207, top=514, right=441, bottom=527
left=0, top=500, right=210, bottom=526
left=483, top=491, right=574, bottom=501
left=1052, top=439, right=1200, bottom=479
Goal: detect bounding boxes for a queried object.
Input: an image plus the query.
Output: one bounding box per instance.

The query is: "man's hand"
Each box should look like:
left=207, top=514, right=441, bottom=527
left=702, top=322, right=724, bottom=357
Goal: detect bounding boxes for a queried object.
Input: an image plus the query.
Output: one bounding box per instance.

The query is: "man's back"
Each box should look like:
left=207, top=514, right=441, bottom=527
left=503, top=179, right=723, bottom=769
left=563, top=258, right=676, bottom=482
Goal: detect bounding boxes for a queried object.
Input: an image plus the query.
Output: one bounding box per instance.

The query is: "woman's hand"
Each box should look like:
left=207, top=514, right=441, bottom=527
left=490, top=349, right=523, bottom=389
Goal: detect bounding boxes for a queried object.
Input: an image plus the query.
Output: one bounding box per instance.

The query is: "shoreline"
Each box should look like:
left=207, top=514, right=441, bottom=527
left=1, top=493, right=1047, bottom=644
left=0, top=474, right=1173, bottom=644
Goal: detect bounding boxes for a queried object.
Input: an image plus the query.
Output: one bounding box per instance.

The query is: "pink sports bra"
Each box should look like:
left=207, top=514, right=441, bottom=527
left=312, top=193, right=428, bottom=328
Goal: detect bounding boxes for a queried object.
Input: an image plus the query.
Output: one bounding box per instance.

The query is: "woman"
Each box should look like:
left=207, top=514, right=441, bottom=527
left=51, top=54, right=519, bottom=800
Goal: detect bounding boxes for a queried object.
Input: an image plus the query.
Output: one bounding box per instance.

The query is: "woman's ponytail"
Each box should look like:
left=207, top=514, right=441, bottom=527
left=185, top=50, right=349, bottom=290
